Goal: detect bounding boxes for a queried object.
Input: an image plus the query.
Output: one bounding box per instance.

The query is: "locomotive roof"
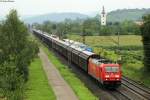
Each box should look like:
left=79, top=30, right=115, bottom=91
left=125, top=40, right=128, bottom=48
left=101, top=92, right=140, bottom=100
left=91, top=58, right=111, bottom=64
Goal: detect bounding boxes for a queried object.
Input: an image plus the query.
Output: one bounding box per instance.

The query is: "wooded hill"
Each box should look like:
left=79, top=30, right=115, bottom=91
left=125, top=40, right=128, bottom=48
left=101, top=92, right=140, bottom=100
left=107, top=8, right=150, bottom=22
left=23, top=8, right=150, bottom=24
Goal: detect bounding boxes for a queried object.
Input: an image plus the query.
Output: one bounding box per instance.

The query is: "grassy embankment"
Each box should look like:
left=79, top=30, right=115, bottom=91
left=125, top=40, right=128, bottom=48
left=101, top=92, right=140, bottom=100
left=25, top=58, right=56, bottom=100
left=68, top=35, right=142, bottom=46
left=40, top=44, right=98, bottom=100
left=68, top=35, right=150, bottom=87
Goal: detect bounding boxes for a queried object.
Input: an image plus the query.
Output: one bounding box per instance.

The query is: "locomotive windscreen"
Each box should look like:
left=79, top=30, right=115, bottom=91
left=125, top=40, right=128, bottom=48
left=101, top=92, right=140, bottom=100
left=105, top=67, right=119, bottom=72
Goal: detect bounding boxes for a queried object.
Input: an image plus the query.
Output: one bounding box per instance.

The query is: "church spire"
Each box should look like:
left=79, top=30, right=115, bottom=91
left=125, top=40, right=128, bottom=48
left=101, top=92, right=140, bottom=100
left=102, top=6, right=105, bottom=15
left=101, top=6, right=107, bottom=26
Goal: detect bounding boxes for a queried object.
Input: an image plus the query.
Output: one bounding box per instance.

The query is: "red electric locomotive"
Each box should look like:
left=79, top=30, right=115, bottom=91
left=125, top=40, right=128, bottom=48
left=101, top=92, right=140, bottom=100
left=88, top=58, right=121, bottom=87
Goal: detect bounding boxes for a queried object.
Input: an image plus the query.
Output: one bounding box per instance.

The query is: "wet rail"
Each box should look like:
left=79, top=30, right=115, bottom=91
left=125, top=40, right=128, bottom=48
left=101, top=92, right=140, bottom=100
left=121, top=76, right=150, bottom=100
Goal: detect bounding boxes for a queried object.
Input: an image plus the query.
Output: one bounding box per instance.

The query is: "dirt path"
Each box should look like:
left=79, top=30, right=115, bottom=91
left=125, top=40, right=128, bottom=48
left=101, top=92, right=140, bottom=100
left=38, top=48, right=78, bottom=100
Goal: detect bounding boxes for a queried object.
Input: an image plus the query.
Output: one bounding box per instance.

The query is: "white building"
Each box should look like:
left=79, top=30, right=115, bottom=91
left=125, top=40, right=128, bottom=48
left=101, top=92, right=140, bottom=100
left=101, top=6, right=107, bottom=26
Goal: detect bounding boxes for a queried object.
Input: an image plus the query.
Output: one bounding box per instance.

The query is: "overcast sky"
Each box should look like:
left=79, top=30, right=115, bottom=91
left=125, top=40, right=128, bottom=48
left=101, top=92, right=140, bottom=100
left=0, top=0, right=150, bottom=17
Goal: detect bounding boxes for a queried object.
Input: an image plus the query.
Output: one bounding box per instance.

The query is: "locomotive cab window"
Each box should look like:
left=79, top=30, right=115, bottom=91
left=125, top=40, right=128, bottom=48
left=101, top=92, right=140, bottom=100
left=105, top=67, right=119, bottom=72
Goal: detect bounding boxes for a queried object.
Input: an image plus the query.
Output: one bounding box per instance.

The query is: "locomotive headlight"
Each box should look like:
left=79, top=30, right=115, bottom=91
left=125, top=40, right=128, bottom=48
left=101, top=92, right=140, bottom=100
left=105, top=75, right=109, bottom=78
left=115, top=75, right=120, bottom=78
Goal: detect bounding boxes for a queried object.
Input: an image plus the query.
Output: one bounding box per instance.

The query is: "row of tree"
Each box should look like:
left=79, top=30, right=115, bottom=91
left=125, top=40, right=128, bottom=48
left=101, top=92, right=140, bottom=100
left=33, top=15, right=141, bottom=37
left=0, top=10, right=39, bottom=99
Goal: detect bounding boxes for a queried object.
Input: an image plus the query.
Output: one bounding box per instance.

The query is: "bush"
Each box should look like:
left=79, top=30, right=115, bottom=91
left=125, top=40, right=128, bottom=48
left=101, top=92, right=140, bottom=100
left=141, top=14, right=150, bottom=71
left=0, top=9, right=39, bottom=99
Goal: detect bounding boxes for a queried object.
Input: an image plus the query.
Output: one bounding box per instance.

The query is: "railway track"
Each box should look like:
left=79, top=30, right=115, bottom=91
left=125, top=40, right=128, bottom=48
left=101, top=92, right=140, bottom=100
left=108, top=89, right=131, bottom=100
left=122, top=76, right=150, bottom=94
left=106, top=76, right=150, bottom=100
left=121, top=76, right=150, bottom=100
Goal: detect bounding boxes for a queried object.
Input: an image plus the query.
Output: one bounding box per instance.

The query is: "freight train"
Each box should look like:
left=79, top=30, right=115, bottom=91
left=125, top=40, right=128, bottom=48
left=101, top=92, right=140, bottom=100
left=33, top=29, right=121, bottom=88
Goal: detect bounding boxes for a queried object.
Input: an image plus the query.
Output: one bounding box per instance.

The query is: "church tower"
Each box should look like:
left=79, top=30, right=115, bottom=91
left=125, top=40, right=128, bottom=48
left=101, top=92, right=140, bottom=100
left=101, top=6, right=107, bottom=26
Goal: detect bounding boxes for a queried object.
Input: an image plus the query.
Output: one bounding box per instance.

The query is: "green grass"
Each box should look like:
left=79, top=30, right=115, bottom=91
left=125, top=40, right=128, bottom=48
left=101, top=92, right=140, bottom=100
left=68, top=35, right=142, bottom=46
left=25, top=58, right=56, bottom=100
left=41, top=45, right=98, bottom=100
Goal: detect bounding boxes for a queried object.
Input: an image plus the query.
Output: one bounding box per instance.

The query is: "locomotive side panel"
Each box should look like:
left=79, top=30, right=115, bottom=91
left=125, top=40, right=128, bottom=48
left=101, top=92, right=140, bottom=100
left=88, top=58, right=101, bottom=81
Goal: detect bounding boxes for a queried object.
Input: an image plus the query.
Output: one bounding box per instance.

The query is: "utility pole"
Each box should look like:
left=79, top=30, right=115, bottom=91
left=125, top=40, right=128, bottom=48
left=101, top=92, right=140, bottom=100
left=82, top=28, right=86, bottom=44
left=117, top=31, right=122, bottom=64
left=118, top=32, right=120, bottom=50
left=82, top=35, right=85, bottom=44
left=67, top=42, right=72, bottom=68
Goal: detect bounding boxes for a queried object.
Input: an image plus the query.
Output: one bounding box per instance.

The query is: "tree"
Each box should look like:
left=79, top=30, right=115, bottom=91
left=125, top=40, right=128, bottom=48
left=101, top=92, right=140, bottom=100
left=42, top=21, right=53, bottom=33
left=99, top=26, right=111, bottom=36
left=0, top=9, right=39, bottom=99
left=82, top=19, right=93, bottom=36
left=141, top=14, right=150, bottom=71
left=121, top=20, right=140, bottom=35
